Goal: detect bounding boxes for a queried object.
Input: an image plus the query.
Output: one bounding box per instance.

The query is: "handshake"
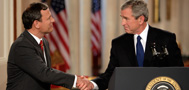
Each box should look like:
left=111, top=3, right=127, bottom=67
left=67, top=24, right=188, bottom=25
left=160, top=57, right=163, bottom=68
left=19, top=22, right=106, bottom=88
left=76, top=76, right=94, bottom=90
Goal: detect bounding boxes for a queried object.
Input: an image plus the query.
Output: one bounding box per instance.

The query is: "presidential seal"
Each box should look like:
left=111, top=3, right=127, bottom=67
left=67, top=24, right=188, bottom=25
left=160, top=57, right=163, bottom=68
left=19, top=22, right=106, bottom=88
left=145, top=76, right=181, bottom=90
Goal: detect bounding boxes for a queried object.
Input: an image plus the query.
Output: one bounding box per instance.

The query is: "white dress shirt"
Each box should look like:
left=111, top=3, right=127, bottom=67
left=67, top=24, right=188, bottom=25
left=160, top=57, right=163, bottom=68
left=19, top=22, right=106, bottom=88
left=134, top=24, right=149, bottom=53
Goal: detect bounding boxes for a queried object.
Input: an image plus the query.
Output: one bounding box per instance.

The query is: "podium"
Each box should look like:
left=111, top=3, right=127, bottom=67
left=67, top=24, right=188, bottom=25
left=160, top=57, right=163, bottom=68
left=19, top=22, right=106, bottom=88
left=108, top=67, right=189, bottom=90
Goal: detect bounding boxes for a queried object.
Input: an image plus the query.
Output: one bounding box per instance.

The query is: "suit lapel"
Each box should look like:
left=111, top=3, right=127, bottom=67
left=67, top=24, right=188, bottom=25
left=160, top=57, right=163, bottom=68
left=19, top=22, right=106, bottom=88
left=122, top=34, right=138, bottom=66
left=23, top=30, right=47, bottom=65
left=143, top=26, right=157, bottom=66
left=43, top=38, right=51, bottom=67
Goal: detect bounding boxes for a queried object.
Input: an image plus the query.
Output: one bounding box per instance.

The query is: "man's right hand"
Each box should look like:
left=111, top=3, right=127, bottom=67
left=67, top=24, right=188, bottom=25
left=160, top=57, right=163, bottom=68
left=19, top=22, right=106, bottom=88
left=76, top=76, right=94, bottom=90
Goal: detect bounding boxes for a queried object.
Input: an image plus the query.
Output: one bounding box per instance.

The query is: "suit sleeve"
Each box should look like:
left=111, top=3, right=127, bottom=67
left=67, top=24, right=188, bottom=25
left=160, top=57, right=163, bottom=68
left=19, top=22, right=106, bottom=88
left=93, top=40, right=119, bottom=90
left=14, top=41, right=75, bottom=89
left=166, top=33, right=184, bottom=66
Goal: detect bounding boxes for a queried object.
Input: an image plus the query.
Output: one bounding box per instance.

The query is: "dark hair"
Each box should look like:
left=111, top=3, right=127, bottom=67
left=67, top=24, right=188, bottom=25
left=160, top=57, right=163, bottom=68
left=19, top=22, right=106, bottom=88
left=22, top=2, right=48, bottom=29
left=121, top=0, right=148, bottom=22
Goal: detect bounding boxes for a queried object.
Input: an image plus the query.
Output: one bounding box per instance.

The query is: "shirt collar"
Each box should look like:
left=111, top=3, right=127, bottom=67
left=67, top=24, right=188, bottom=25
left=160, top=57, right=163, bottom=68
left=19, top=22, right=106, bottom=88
left=28, top=31, right=42, bottom=44
left=134, top=23, right=149, bottom=41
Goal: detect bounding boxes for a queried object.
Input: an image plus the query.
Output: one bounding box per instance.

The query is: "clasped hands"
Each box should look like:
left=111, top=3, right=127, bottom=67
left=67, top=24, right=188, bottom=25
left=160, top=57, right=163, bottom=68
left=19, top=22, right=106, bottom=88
left=76, top=76, right=94, bottom=90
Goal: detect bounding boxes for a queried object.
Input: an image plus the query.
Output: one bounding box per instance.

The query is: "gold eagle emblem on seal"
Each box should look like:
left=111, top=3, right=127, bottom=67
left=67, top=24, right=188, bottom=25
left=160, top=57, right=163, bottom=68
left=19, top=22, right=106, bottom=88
left=146, top=76, right=181, bottom=90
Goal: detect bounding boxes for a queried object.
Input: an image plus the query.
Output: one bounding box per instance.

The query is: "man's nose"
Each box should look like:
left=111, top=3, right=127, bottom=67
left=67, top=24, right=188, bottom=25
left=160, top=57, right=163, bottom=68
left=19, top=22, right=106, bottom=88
left=51, top=17, right=55, bottom=22
left=121, top=19, right=126, bottom=26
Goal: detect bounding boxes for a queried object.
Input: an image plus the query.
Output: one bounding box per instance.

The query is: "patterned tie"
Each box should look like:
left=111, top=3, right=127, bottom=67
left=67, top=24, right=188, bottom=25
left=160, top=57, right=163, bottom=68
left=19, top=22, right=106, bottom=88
left=136, top=36, right=144, bottom=67
left=40, top=40, right=44, bottom=52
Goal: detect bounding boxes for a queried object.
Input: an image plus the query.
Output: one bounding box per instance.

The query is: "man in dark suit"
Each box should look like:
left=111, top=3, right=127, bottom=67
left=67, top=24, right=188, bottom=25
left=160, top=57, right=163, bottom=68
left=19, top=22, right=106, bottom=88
left=82, top=0, right=184, bottom=90
left=6, top=2, right=91, bottom=90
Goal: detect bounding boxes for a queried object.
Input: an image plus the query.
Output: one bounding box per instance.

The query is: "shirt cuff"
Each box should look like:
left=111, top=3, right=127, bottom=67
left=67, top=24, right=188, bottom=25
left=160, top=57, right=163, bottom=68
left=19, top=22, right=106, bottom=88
left=90, top=81, right=99, bottom=89
left=72, top=75, right=77, bottom=88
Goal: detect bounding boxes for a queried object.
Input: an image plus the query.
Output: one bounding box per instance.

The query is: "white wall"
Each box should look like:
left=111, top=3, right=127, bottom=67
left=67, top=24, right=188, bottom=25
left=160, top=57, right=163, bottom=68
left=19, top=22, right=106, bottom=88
left=0, top=0, right=14, bottom=89
left=79, top=0, right=92, bottom=76
left=179, top=0, right=189, bottom=55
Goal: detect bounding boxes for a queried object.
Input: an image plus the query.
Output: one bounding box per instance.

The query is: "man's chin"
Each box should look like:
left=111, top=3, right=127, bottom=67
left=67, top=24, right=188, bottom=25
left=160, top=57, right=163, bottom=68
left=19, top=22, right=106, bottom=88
left=49, top=29, right=53, bottom=32
left=125, top=30, right=131, bottom=34
left=45, top=30, right=53, bottom=34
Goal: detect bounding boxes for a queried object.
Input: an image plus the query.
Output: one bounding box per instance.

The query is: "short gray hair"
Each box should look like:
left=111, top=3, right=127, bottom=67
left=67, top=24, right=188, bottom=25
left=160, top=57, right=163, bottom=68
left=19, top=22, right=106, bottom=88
left=121, top=0, right=148, bottom=22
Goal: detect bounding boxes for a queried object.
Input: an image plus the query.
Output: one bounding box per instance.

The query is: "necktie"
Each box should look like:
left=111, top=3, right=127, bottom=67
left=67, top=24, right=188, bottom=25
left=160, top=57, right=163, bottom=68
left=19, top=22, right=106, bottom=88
left=40, top=40, right=44, bottom=52
left=40, top=40, right=48, bottom=65
left=136, top=36, right=144, bottom=67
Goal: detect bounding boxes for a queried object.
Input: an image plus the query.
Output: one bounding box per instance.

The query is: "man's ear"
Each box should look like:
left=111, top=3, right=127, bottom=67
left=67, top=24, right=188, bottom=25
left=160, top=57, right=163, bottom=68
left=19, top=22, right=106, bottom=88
left=138, top=15, right=145, bottom=24
left=33, top=20, right=40, bottom=29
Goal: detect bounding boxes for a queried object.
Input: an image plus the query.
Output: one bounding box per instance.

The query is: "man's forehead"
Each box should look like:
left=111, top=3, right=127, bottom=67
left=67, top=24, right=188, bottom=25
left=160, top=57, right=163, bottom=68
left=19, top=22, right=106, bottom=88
left=40, top=9, right=51, bottom=17
left=41, top=8, right=49, bottom=13
left=121, top=8, right=133, bottom=15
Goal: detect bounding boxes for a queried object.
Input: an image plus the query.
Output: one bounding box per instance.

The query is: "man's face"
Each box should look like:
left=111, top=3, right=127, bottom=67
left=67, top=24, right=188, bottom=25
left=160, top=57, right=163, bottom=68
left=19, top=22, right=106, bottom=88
left=120, top=8, right=141, bottom=34
left=39, top=9, right=55, bottom=34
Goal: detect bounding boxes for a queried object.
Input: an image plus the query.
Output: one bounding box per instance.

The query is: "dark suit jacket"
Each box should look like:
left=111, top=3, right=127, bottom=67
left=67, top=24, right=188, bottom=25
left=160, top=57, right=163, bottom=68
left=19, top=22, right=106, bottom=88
left=7, top=30, right=75, bottom=90
left=93, top=26, right=184, bottom=90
